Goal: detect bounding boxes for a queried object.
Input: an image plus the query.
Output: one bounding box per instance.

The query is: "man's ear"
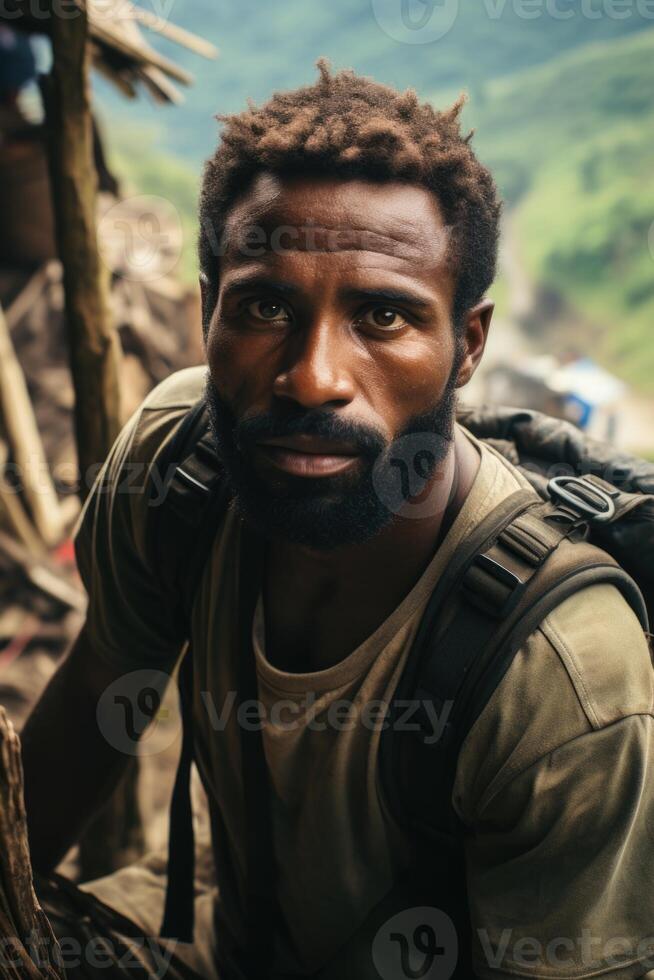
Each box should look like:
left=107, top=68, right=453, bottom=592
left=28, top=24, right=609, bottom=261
left=199, top=272, right=209, bottom=330
left=455, top=299, right=494, bottom=388
left=199, top=272, right=217, bottom=341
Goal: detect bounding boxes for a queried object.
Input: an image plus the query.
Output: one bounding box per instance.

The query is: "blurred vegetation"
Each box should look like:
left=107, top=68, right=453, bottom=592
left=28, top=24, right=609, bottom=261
left=107, top=128, right=201, bottom=284
left=469, top=28, right=654, bottom=390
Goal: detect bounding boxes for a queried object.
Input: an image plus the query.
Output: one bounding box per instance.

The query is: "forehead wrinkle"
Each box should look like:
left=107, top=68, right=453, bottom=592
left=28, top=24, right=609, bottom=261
left=301, top=230, right=425, bottom=261
left=225, top=190, right=450, bottom=247
left=231, top=208, right=435, bottom=242
left=220, top=241, right=453, bottom=300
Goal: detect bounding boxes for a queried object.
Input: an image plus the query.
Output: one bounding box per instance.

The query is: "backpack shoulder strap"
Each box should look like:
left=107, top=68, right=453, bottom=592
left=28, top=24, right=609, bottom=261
left=152, top=396, right=231, bottom=942
left=146, top=395, right=231, bottom=629
left=380, top=491, right=648, bottom=978
left=380, top=483, right=648, bottom=941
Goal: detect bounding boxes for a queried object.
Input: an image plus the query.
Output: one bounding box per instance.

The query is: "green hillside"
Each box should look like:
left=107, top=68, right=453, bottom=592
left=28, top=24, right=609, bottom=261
left=468, top=28, right=654, bottom=389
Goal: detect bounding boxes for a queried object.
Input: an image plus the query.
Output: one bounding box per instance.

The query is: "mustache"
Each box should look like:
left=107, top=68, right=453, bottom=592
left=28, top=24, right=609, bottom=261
left=205, top=379, right=387, bottom=459
left=234, top=409, right=387, bottom=458
left=205, top=375, right=457, bottom=472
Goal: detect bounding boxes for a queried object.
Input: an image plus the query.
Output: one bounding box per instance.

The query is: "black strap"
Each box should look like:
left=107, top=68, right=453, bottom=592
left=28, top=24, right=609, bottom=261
left=237, top=526, right=276, bottom=977
left=153, top=397, right=233, bottom=943
left=379, top=488, right=537, bottom=821
left=147, top=397, right=231, bottom=627
left=160, top=521, right=277, bottom=975
left=414, top=502, right=574, bottom=736
left=153, top=396, right=279, bottom=961
left=160, top=647, right=196, bottom=942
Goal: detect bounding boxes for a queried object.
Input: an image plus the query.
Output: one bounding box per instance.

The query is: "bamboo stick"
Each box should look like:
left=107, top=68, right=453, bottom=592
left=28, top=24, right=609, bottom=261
left=40, top=0, right=123, bottom=499
left=89, top=26, right=194, bottom=85
left=3, top=263, right=54, bottom=333
left=129, top=3, right=219, bottom=60
left=40, top=0, right=141, bottom=879
left=0, top=305, right=66, bottom=548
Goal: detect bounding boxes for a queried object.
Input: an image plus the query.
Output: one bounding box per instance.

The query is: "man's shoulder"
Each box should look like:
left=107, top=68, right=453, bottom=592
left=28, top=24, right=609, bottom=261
left=112, top=366, right=207, bottom=473
left=72, top=367, right=210, bottom=670
left=74, top=367, right=209, bottom=576
left=455, top=572, right=653, bottom=820
left=540, top=578, right=653, bottom=728
left=139, top=365, right=207, bottom=414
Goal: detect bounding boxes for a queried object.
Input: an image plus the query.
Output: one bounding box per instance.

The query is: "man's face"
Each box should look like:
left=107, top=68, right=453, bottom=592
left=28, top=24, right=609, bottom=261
left=203, top=174, right=488, bottom=549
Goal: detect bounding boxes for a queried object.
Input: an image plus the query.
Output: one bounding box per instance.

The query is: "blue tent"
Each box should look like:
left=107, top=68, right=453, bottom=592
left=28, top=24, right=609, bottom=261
left=0, top=27, right=36, bottom=99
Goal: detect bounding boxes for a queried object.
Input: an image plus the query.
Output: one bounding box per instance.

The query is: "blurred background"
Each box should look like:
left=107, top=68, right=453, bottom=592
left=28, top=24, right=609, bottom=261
left=0, top=0, right=652, bottom=879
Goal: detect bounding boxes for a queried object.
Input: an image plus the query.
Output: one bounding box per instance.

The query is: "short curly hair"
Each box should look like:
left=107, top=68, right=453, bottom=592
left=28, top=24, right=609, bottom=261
left=199, top=60, right=501, bottom=334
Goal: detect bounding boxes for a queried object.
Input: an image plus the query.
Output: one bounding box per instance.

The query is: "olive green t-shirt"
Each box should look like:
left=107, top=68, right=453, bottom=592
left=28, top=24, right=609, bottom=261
left=75, top=367, right=654, bottom=980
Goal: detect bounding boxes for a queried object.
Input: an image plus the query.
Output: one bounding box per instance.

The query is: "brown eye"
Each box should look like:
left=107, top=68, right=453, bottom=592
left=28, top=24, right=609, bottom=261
left=247, top=299, right=291, bottom=322
left=360, top=307, right=408, bottom=331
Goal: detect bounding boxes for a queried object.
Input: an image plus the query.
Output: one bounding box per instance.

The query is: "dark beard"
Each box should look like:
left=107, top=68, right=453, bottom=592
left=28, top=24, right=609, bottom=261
left=204, top=373, right=459, bottom=550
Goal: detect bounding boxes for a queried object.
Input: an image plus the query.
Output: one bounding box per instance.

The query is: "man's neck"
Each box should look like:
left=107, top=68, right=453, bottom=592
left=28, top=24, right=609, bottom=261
left=262, top=426, right=480, bottom=673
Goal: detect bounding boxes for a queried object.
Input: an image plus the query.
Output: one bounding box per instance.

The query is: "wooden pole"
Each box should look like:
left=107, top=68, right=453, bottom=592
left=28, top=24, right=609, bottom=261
left=40, top=0, right=122, bottom=499
left=0, top=707, right=64, bottom=980
left=39, top=0, right=141, bottom=880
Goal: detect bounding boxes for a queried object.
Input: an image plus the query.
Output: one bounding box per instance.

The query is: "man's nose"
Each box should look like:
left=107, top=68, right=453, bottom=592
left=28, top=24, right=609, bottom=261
left=272, top=320, right=356, bottom=409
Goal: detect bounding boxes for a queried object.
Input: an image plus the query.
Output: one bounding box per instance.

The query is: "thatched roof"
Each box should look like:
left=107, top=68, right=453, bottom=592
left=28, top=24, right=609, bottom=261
left=2, top=0, right=217, bottom=103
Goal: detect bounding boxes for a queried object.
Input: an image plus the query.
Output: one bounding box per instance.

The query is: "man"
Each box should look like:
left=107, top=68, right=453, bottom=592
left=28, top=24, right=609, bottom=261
left=21, top=62, right=654, bottom=979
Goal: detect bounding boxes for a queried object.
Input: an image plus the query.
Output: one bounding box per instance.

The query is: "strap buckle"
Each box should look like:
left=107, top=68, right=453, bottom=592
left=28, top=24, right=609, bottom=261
left=175, top=466, right=212, bottom=494
left=465, top=552, right=526, bottom=618
left=548, top=475, right=616, bottom=524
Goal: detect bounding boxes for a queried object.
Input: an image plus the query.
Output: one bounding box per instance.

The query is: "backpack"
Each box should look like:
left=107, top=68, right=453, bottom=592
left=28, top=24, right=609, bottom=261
left=148, top=397, right=654, bottom=976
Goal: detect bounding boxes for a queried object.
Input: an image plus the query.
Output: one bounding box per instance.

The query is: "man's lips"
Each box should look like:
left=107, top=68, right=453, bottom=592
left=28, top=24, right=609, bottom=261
left=254, top=434, right=361, bottom=477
